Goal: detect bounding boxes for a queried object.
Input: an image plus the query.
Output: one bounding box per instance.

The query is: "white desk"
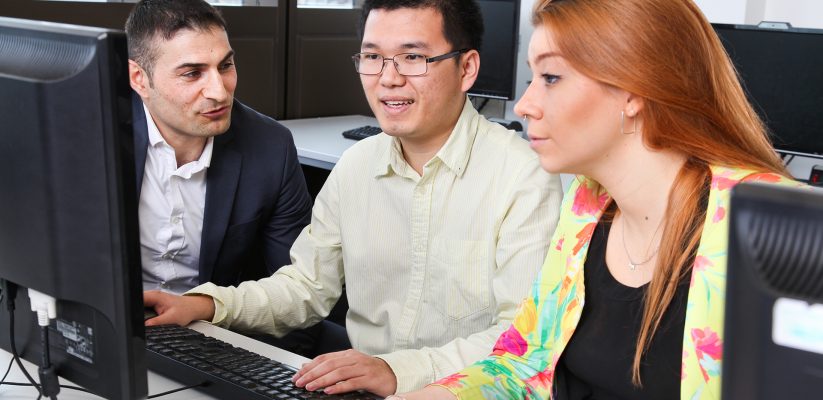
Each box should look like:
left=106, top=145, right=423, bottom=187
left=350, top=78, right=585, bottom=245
left=0, top=321, right=310, bottom=399
left=282, top=115, right=378, bottom=170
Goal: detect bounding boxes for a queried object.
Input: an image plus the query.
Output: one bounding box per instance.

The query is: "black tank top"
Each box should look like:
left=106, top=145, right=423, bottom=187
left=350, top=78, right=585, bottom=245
left=553, top=220, right=691, bottom=400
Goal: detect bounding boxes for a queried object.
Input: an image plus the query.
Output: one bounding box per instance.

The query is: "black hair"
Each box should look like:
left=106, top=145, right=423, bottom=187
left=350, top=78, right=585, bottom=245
left=359, top=0, right=484, bottom=53
left=125, top=0, right=227, bottom=76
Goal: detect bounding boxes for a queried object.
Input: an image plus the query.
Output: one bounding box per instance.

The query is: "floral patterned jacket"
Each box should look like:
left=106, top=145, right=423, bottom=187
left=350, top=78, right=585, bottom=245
left=436, top=165, right=797, bottom=399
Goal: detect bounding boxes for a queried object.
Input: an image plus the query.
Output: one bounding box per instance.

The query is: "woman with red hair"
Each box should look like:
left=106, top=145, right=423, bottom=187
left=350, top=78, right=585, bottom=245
left=391, top=0, right=800, bottom=398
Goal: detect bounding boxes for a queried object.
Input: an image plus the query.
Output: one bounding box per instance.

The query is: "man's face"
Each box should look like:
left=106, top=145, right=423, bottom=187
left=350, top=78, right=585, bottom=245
left=129, top=26, right=237, bottom=141
left=359, top=7, right=477, bottom=142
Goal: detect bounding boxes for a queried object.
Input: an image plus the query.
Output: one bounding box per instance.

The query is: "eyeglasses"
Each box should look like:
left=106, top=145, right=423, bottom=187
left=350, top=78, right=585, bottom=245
left=352, top=49, right=469, bottom=76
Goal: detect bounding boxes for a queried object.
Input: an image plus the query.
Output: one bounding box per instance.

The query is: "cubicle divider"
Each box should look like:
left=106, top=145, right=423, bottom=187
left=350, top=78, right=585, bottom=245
left=285, top=5, right=372, bottom=119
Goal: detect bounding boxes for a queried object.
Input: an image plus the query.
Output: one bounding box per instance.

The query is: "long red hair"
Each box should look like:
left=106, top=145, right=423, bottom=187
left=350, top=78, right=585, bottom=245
left=532, top=0, right=788, bottom=386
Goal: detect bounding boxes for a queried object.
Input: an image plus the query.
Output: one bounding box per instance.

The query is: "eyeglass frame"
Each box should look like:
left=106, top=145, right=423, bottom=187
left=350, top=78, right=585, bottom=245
left=351, top=48, right=470, bottom=76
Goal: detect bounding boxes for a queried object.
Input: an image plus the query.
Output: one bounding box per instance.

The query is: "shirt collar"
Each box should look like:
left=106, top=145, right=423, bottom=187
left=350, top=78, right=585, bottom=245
left=373, top=96, right=478, bottom=178
left=144, top=104, right=166, bottom=148
left=143, top=104, right=214, bottom=174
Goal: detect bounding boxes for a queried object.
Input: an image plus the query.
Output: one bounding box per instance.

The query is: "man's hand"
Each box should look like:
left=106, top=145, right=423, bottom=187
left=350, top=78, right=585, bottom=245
left=143, top=290, right=216, bottom=327
left=292, top=349, right=397, bottom=397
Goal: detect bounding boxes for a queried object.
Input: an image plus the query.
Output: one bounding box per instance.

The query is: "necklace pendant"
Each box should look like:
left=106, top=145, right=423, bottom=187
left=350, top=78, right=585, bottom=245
left=629, top=262, right=637, bottom=271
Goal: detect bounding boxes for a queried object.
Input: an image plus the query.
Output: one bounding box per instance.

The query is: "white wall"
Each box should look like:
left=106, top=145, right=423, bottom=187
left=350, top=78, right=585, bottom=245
left=764, top=0, right=823, bottom=29
left=507, top=0, right=823, bottom=185
left=693, top=0, right=751, bottom=23
left=696, top=0, right=823, bottom=28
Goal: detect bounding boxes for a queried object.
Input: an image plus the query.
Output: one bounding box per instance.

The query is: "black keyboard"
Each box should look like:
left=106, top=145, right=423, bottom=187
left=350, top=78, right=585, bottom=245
left=145, top=325, right=381, bottom=400
left=341, top=125, right=382, bottom=141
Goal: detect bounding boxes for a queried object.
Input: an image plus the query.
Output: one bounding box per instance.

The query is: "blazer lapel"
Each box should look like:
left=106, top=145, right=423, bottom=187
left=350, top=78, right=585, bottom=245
left=198, top=132, right=241, bottom=284
left=131, top=95, right=149, bottom=194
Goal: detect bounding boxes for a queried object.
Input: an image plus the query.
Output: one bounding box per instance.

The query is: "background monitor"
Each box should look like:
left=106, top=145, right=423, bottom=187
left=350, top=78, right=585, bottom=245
left=0, top=17, right=146, bottom=399
left=724, top=182, right=823, bottom=399
left=713, top=23, right=823, bottom=156
left=469, top=0, right=520, bottom=100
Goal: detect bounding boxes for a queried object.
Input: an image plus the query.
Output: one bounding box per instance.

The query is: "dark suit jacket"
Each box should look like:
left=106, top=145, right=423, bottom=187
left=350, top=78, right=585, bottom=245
left=133, top=98, right=313, bottom=287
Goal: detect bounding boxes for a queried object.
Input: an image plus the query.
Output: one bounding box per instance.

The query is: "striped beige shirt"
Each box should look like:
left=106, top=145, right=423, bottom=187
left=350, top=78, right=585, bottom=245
left=188, top=100, right=563, bottom=392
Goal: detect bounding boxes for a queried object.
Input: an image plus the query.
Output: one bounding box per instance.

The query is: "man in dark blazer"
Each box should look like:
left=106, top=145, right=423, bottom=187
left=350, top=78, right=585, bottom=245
left=126, top=0, right=312, bottom=293
left=132, top=99, right=312, bottom=289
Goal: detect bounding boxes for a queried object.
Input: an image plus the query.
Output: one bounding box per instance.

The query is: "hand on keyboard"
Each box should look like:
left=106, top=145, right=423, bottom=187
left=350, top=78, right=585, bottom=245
left=341, top=125, right=382, bottom=141
left=143, top=289, right=216, bottom=327
left=293, top=349, right=397, bottom=397
left=146, top=325, right=381, bottom=399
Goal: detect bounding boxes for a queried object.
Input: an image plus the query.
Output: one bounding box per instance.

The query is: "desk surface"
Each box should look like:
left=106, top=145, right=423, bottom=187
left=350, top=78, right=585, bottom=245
left=282, top=115, right=378, bottom=170
left=0, top=321, right=310, bottom=399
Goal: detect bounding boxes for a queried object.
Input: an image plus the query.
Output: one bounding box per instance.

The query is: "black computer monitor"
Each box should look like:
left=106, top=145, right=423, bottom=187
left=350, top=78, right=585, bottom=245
left=0, top=17, right=146, bottom=399
left=713, top=23, right=823, bottom=156
left=724, top=182, right=823, bottom=399
left=469, top=0, right=520, bottom=100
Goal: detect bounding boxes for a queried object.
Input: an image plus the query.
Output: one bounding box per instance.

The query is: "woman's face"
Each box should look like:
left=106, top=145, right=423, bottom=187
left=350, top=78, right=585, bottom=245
left=515, top=25, right=634, bottom=176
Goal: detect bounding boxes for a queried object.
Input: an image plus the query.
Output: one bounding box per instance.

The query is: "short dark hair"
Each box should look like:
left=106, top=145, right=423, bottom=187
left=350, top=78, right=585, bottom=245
left=125, top=0, right=227, bottom=76
left=359, top=0, right=483, bottom=53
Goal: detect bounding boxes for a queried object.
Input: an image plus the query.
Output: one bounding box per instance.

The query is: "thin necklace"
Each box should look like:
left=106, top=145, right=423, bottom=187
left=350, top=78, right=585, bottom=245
left=621, top=215, right=663, bottom=271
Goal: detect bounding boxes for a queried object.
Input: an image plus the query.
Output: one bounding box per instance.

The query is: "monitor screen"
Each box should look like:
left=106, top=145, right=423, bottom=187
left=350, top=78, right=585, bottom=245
left=0, top=17, right=146, bottom=399
left=713, top=23, right=823, bottom=156
left=724, top=182, right=823, bottom=399
left=469, top=0, right=520, bottom=100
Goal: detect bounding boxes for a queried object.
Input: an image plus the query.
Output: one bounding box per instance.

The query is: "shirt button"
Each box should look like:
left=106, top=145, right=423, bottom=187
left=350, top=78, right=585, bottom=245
left=172, top=216, right=181, bottom=224
left=162, top=253, right=171, bottom=260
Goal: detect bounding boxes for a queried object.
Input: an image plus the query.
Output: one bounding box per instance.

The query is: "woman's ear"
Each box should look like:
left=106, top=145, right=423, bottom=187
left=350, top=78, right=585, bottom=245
left=624, top=93, right=645, bottom=118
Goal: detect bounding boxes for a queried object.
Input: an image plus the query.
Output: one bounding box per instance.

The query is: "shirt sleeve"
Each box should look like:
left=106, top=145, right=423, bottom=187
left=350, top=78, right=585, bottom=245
left=376, top=161, right=564, bottom=393
left=186, top=167, right=345, bottom=337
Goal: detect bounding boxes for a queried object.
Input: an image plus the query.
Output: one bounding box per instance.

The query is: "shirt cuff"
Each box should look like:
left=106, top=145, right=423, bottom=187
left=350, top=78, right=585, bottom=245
left=184, top=282, right=231, bottom=327
left=376, top=349, right=435, bottom=394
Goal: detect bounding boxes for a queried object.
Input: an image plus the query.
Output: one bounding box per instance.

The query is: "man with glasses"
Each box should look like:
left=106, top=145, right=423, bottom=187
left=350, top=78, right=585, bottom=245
left=144, top=0, right=563, bottom=396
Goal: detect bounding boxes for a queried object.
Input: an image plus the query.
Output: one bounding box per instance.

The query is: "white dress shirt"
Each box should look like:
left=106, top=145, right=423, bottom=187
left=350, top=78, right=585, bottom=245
left=140, top=105, right=214, bottom=294
left=188, top=99, right=563, bottom=392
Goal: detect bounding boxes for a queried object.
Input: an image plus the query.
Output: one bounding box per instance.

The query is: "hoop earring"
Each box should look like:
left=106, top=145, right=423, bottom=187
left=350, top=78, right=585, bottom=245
left=621, top=111, right=636, bottom=135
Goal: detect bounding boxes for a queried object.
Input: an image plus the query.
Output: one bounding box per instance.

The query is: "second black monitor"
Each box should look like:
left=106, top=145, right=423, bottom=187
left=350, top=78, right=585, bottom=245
left=470, top=0, right=521, bottom=100
left=714, top=23, right=823, bottom=156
